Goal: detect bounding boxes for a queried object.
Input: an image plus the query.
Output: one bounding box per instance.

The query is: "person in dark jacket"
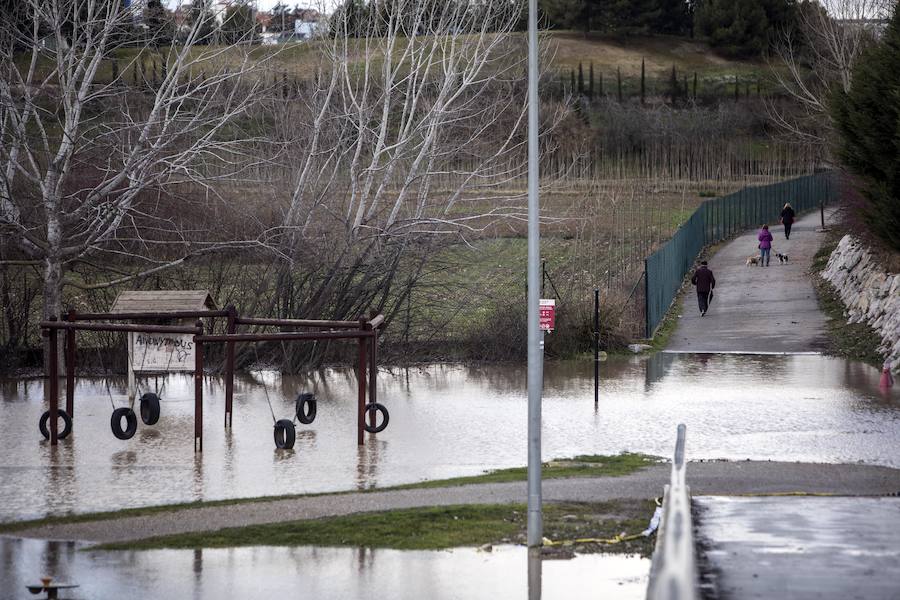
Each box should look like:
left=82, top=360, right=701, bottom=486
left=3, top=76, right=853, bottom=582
left=780, top=203, right=796, bottom=239
left=690, top=261, right=716, bottom=316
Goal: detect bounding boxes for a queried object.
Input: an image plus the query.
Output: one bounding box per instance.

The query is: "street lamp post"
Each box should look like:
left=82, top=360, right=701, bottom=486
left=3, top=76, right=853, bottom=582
left=526, top=0, right=543, bottom=548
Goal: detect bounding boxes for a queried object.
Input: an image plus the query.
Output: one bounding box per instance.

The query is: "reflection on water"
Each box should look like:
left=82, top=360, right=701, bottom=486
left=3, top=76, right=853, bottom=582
left=0, top=354, right=897, bottom=521
left=0, top=537, right=649, bottom=600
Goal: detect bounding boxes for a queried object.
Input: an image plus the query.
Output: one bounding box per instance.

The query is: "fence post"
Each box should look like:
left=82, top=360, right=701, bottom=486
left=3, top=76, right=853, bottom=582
left=594, top=289, right=600, bottom=405
left=644, top=260, right=651, bottom=338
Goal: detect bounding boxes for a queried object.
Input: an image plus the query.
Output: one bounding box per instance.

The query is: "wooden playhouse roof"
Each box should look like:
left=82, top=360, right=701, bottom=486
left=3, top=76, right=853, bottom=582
left=110, top=290, right=218, bottom=313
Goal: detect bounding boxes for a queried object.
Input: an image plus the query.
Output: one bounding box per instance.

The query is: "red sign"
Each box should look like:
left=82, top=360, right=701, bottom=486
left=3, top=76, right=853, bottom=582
left=539, top=299, right=556, bottom=332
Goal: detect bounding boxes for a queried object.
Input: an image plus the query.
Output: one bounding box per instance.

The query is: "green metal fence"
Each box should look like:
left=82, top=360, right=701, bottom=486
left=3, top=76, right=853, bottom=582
left=644, top=172, right=838, bottom=337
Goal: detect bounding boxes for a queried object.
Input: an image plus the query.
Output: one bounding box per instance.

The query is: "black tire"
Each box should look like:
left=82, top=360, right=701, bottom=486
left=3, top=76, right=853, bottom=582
left=363, top=403, right=389, bottom=433
left=295, top=393, right=317, bottom=425
left=110, top=407, right=138, bottom=440
left=139, top=392, right=161, bottom=426
left=39, top=409, right=73, bottom=440
left=274, top=419, right=296, bottom=449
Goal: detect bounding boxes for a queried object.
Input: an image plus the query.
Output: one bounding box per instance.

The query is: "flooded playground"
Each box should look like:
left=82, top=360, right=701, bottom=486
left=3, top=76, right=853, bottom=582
left=0, top=353, right=897, bottom=521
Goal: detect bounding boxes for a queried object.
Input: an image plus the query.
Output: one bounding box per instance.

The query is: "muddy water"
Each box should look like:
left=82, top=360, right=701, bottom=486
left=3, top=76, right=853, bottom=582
left=0, top=354, right=897, bottom=521
left=0, top=538, right=649, bottom=600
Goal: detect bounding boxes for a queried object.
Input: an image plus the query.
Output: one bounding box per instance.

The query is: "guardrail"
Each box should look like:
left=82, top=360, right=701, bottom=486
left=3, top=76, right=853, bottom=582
left=646, top=424, right=700, bottom=600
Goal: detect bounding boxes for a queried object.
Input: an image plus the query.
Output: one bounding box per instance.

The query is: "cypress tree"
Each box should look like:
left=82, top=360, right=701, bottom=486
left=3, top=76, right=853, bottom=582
left=599, top=72, right=604, bottom=97
left=577, top=62, right=585, bottom=96
left=640, top=58, right=646, bottom=105
left=693, top=72, right=697, bottom=99
left=111, top=58, right=119, bottom=82
left=734, top=75, right=739, bottom=101
left=617, top=67, right=622, bottom=102
left=683, top=74, right=688, bottom=102
left=588, top=62, right=595, bottom=99
left=668, top=64, right=678, bottom=103
left=570, top=69, right=576, bottom=94
left=133, top=60, right=140, bottom=86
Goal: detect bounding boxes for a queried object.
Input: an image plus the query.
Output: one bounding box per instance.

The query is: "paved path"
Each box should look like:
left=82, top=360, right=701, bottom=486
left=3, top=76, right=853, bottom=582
left=696, top=496, right=900, bottom=599
left=666, top=209, right=834, bottom=353
left=7, top=461, right=899, bottom=544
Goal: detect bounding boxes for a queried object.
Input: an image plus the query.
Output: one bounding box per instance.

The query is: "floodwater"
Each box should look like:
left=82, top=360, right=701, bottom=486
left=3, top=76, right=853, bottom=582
left=0, top=538, right=650, bottom=600
left=0, top=354, right=897, bottom=522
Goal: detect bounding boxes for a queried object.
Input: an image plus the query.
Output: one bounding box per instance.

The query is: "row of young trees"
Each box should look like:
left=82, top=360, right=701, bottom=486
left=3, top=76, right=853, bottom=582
left=560, top=60, right=763, bottom=104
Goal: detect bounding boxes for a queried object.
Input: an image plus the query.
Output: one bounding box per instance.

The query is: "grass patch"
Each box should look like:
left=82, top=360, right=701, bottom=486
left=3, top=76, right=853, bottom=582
left=810, top=233, right=886, bottom=367
left=0, top=453, right=656, bottom=534
left=390, top=453, right=658, bottom=490
left=92, top=499, right=657, bottom=554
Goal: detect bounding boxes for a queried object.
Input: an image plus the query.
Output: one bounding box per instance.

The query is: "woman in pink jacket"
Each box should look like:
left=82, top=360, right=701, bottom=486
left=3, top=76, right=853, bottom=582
left=758, top=224, right=773, bottom=267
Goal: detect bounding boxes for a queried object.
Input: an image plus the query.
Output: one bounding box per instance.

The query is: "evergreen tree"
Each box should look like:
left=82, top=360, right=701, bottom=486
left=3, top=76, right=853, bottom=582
left=270, top=2, right=291, bottom=32
left=588, top=62, right=595, bottom=99
left=695, top=0, right=798, bottom=58
left=188, top=0, right=215, bottom=44
left=831, top=7, right=900, bottom=251
left=668, top=64, right=679, bottom=103
left=640, top=58, right=646, bottom=105
left=578, top=62, right=585, bottom=96
left=617, top=67, right=622, bottom=102
left=541, top=0, right=599, bottom=32
left=144, top=0, right=174, bottom=46
left=220, top=4, right=257, bottom=45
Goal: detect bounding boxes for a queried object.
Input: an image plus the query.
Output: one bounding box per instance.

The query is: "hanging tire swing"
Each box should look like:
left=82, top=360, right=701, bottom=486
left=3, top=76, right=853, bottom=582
left=295, top=393, right=317, bottom=425
left=139, top=392, right=161, bottom=425
left=110, top=407, right=138, bottom=440
left=274, top=419, right=296, bottom=449
left=39, top=409, right=73, bottom=440
left=363, top=403, right=390, bottom=433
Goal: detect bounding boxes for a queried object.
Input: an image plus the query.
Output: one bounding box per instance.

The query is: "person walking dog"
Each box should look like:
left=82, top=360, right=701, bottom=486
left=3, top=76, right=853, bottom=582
left=690, top=261, right=716, bottom=316
left=758, top=224, right=773, bottom=267
left=780, top=203, right=796, bottom=239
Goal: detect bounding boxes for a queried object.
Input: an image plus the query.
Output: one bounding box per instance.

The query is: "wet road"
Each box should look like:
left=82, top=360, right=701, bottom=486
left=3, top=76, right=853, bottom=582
left=0, top=353, right=897, bottom=522
left=695, top=496, right=900, bottom=599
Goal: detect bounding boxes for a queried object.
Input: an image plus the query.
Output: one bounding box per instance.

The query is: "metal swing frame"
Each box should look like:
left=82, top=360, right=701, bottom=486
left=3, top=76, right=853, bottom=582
left=39, top=307, right=386, bottom=452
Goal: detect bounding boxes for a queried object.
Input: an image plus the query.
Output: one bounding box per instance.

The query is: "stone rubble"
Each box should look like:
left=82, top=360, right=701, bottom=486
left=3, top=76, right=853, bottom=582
left=821, top=235, right=900, bottom=372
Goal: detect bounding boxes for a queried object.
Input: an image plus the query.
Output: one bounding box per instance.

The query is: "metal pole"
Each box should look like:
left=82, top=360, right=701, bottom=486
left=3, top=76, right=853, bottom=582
left=194, top=320, right=204, bottom=452
left=526, top=0, right=543, bottom=548
left=224, top=305, right=236, bottom=428
left=357, top=318, right=368, bottom=446
left=593, top=289, right=599, bottom=405
left=48, top=317, right=59, bottom=446
left=65, top=308, right=76, bottom=418
left=369, top=310, right=378, bottom=413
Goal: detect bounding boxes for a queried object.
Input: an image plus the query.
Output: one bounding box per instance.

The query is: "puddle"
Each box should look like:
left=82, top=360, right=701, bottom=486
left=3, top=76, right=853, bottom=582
left=0, top=354, right=897, bottom=521
left=0, top=538, right=649, bottom=600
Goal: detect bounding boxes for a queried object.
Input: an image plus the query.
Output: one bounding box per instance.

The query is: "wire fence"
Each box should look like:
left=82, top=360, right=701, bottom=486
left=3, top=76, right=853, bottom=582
left=644, top=171, right=839, bottom=337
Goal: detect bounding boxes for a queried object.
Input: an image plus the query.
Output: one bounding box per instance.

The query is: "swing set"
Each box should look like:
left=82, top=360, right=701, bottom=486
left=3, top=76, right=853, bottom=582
left=39, top=299, right=388, bottom=453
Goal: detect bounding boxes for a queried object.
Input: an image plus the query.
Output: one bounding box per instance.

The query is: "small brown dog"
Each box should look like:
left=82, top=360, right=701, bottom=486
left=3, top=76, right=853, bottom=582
left=746, top=255, right=760, bottom=266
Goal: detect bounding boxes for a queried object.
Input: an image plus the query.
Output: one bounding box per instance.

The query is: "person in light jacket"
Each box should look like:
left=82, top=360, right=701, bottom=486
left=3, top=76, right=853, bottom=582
left=690, top=261, right=716, bottom=316
left=758, top=224, right=773, bottom=267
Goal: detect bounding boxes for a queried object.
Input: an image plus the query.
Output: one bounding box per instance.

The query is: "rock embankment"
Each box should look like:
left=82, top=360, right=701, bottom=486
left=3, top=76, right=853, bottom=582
left=821, top=235, right=900, bottom=371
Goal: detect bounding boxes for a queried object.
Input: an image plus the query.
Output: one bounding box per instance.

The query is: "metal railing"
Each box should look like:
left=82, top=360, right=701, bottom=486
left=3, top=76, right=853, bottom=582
left=646, top=424, right=700, bottom=600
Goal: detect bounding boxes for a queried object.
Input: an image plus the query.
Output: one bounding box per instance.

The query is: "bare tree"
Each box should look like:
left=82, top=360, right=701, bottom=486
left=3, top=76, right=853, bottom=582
left=768, top=0, right=895, bottom=146
left=0, top=0, right=270, bottom=329
left=246, top=0, right=566, bottom=368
